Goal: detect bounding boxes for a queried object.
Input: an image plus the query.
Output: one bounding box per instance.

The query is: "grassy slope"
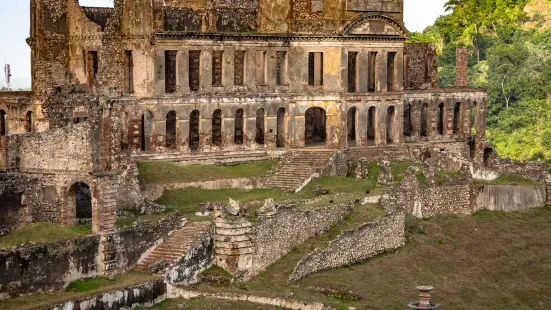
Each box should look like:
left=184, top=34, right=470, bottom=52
left=473, top=173, right=544, bottom=186
left=139, top=298, right=289, bottom=310
left=137, top=160, right=277, bottom=184
left=0, top=223, right=91, bottom=249
left=190, top=207, right=551, bottom=310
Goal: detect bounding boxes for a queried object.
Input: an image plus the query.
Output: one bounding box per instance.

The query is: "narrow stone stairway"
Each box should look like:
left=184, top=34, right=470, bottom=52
left=136, top=221, right=212, bottom=272
left=264, top=150, right=335, bottom=191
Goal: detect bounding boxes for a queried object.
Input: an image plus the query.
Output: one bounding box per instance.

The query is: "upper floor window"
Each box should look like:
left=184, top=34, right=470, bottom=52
left=276, top=51, right=288, bottom=86
left=212, top=50, right=224, bottom=87
left=368, top=52, right=378, bottom=92
left=234, top=50, right=246, bottom=86
left=255, top=51, right=267, bottom=86
left=347, top=52, right=358, bottom=92
left=165, top=50, right=178, bottom=94
left=86, top=51, right=99, bottom=86
left=308, top=52, right=323, bottom=86
left=189, top=50, right=201, bottom=92
left=125, top=50, right=134, bottom=94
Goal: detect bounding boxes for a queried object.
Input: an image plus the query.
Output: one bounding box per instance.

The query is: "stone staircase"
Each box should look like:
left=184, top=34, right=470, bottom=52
left=136, top=221, right=212, bottom=272
left=264, top=150, right=335, bottom=191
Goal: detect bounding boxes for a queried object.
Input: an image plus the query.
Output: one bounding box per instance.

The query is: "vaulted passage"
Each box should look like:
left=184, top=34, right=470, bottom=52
left=276, top=108, right=286, bottom=147
left=420, top=103, right=428, bottom=137
left=305, top=107, right=326, bottom=146
left=141, top=111, right=153, bottom=151
left=212, top=109, right=222, bottom=147
left=166, top=110, right=177, bottom=149
left=403, top=104, right=412, bottom=137
left=0, top=110, right=6, bottom=135
left=387, top=106, right=396, bottom=144
left=453, top=102, right=461, bottom=135
left=69, top=182, right=92, bottom=225
left=235, top=108, right=244, bottom=145
left=367, top=106, right=377, bottom=145
left=347, top=107, right=357, bottom=146
left=437, top=103, right=445, bottom=135
left=189, top=110, right=200, bottom=151
left=256, top=108, right=265, bottom=145
left=25, top=111, right=33, bottom=133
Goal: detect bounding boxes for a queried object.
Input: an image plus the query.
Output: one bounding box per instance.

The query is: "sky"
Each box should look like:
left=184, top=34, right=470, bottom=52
left=0, top=0, right=447, bottom=89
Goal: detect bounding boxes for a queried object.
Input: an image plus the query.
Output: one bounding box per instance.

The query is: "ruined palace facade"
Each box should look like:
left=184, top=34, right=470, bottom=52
left=0, top=0, right=489, bottom=233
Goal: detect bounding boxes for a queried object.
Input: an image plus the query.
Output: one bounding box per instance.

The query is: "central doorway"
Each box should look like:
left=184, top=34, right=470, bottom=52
left=305, top=107, right=326, bottom=146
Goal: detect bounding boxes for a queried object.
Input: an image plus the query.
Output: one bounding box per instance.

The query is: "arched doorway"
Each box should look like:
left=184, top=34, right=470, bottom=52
left=403, top=104, right=412, bottom=137
left=437, top=103, right=445, bottom=135
left=166, top=111, right=177, bottom=149
left=189, top=110, right=200, bottom=151
left=347, top=107, right=357, bottom=146
left=367, top=106, right=377, bottom=145
left=141, top=111, right=153, bottom=151
left=420, top=103, right=428, bottom=137
left=212, top=109, right=222, bottom=147
left=0, top=110, right=6, bottom=135
left=235, top=109, right=244, bottom=145
left=25, top=111, right=33, bottom=133
left=256, top=108, right=265, bottom=145
left=387, top=106, right=396, bottom=144
left=68, top=182, right=92, bottom=225
left=276, top=108, right=286, bottom=147
left=453, top=102, right=461, bottom=135
left=305, top=107, right=326, bottom=146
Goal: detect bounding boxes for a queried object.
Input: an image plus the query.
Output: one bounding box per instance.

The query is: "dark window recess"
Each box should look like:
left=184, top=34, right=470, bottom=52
left=305, top=107, right=327, bottom=145
left=235, top=109, right=244, bottom=145
left=453, top=103, right=461, bottom=135
left=308, top=52, right=323, bottom=86
left=87, top=51, right=98, bottom=85
left=256, top=108, right=265, bottom=145
left=276, top=51, right=287, bottom=86
left=166, top=111, right=177, bottom=149
left=403, top=104, right=412, bottom=137
left=189, top=110, right=200, bottom=151
left=165, top=50, right=178, bottom=94
left=212, top=51, right=224, bottom=86
left=420, top=103, right=428, bottom=137
left=125, top=50, right=134, bottom=93
left=0, top=110, right=7, bottom=136
left=387, top=106, right=396, bottom=144
left=368, top=52, right=378, bottom=92
left=367, top=107, right=376, bottom=144
left=212, top=109, right=222, bottom=147
left=387, top=52, right=397, bottom=91
left=189, top=51, right=201, bottom=92
left=347, top=52, right=358, bottom=93
left=437, top=103, right=445, bottom=135
left=25, top=111, right=33, bottom=133
left=234, top=51, right=245, bottom=86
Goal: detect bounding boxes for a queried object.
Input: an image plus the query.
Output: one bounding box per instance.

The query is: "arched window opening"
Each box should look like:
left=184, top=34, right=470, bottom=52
left=212, top=109, right=222, bottom=147
left=166, top=111, right=177, bottom=149
left=437, top=103, right=445, bottom=135
left=0, top=110, right=6, bottom=136
left=484, top=148, right=493, bottom=167
left=235, top=109, right=244, bottom=145
left=189, top=110, right=200, bottom=151
left=255, top=108, right=265, bottom=145
left=403, top=104, right=412, bottom=137
left=453, top=102, right=461, bottom=135
left=367, top=106, right=377, bottom=145
left=69, top=182, right=92, bottom=226
left=420, top=103, right=428, bottom=137
left=347, top=107, right=357, bottom=146
left=25, top=111, right=33, bottom=133
left=305, top=107, right=327, bottom=146
left=141, top=111, right=153, bottom=151
left=276, top=108, right=286, bottom=148
left=387, top=106, right=396, bottom=144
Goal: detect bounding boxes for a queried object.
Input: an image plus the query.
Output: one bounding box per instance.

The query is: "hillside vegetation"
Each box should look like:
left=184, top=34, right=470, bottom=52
left=410, top=0, right=551, bottom=168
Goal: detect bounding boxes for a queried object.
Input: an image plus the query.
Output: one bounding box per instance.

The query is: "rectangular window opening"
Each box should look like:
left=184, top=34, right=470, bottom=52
left=165, top=50, right=178, bottom=94
left=308, top=52, right=323, bottom=86
left=125, top=50, right=134, bottom=94
left=347, top=52, right=358, bottom=93
left=86, top=51, right=99, bottom=85
left=234, top=50, right=246, bottom=86
left=189, top=50, right=201, bottom=92
left=255, top=51, right=267, bottom=86
left=387, top=52, right=397, bottom=91
left=276, top=51, right=288, bottom=86
left=368, top=52, right=378, bottom=92
left=212, top=50, right=224, bottom=87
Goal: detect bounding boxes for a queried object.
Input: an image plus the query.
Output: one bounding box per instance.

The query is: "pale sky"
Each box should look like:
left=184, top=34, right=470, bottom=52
left=0, top=0, right=447, bottom=89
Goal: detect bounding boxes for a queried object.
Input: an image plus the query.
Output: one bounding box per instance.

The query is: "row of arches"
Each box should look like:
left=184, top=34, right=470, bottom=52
left=0, top=110, right=34, bottom=135
left=346, top=106, right=398, bottom=145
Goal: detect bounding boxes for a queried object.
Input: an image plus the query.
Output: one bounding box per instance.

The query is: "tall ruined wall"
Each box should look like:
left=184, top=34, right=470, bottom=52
left=404, top=43, right=438, bottom=90
left=475, top=185, right=547, bottom=212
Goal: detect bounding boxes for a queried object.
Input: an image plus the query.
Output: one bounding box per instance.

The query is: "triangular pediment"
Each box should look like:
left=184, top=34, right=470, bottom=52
left=343, top=14, right=409, bottom=38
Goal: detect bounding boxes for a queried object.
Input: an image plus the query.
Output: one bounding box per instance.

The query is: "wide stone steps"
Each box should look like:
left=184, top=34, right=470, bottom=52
left=136, top=221, right=212, bottom=272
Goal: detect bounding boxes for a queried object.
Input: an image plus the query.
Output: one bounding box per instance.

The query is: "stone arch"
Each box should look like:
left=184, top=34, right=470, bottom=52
left=403, top=103, right=412, bottom=137
left=141, top=110, right=153, bottom=151
left=347, top=107, right=358, bottom=146
left=453, top=102, right=461, bottom=135
left=190, top=110, right=200, bottom=151
left=305, top=107, right=326, bottom=146
left=235, top=108, right=244, bottom=145
left=67, top=182, right=92, bottom=226
left=0, top=109, right=7, bottom=135
left=166, top=110, right=177, bottom=149
left=256, top=108, right=265, bottom=145
left=367, top=106, right=377, bottom=145
left=25, top=111, right=33, bottom=133
left=387, top=106, right=396, bottom=144
left=420, top=103, right=428, bottom=137
left=343, top=14, right=410, bottom=38
left=437, top=102, right=445, bottom=135
left=212, top=109, right=223, bottom=147
left=276, top=107, right=286, bottom=148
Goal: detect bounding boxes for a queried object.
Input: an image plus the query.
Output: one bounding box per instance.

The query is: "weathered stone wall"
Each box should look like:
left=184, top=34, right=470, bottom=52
left=404, top=43, right=438, bottom=90
left=0, top=92, right=35, bottom=135
left=410, top=183, right=474, bottom=218
left=475, top=185, right=547, bottom=211
left=288, top=207, right=405, bottom=282
left=47, top=280, right=167, bottom=310
left=492, top=158, right=549, bottom=182
left=165, top=231, right=214, bottom=285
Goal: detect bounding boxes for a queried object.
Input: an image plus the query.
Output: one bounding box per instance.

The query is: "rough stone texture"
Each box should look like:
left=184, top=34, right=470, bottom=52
left=492, top=158, right=549, bottom=182
left=46, top=280, right=167, bottom=310
left=475, top=185, right=547, bottom=211
left=165, top=232, right=214, bottom=285
left=377, top=160, right=394, bottom=184
left=288, top=207, right=405, bottom=282
left=455, top=46, right=468, bottom=87
left=404, top=43, right=438, bottom=90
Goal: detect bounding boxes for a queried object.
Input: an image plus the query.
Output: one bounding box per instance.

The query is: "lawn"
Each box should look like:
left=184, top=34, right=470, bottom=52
left=137, top=160, right=277, bottom=184
left=138, top=297, right=289, bottom=310
left=189, top=206, right=551, bottom=310
left=0, top=222, right=92, bottom=249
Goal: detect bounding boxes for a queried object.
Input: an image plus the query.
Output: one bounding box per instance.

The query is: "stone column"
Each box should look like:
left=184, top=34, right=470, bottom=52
left=455, top=46, right=468, bottom=87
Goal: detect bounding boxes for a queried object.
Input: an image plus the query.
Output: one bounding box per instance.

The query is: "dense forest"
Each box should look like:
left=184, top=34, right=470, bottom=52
left=410, top=0, right=551, bottom=168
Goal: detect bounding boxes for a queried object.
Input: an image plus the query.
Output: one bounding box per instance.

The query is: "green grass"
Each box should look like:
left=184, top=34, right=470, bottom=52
left=434, top=169, right=464, bottom=184
left=473, top=173, right=543, bottom=186
left=0, top=223, right=92, bottom=249
left=140, top=297, right=292, bottom=309
left=390, top=161, right=418, bottom=182
left=65, top=277, right=117, bottom=293
left=115, top=209, right=173, bottom=228
left=137, top=160, right=277, bottom=184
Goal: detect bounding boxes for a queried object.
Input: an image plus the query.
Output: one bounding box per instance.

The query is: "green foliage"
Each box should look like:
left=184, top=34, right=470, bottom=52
left=0, top=223, right=91, bottom=249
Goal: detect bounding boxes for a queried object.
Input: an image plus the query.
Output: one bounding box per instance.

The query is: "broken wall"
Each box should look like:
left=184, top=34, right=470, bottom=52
left=403, top=43, right=438, bottom=90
